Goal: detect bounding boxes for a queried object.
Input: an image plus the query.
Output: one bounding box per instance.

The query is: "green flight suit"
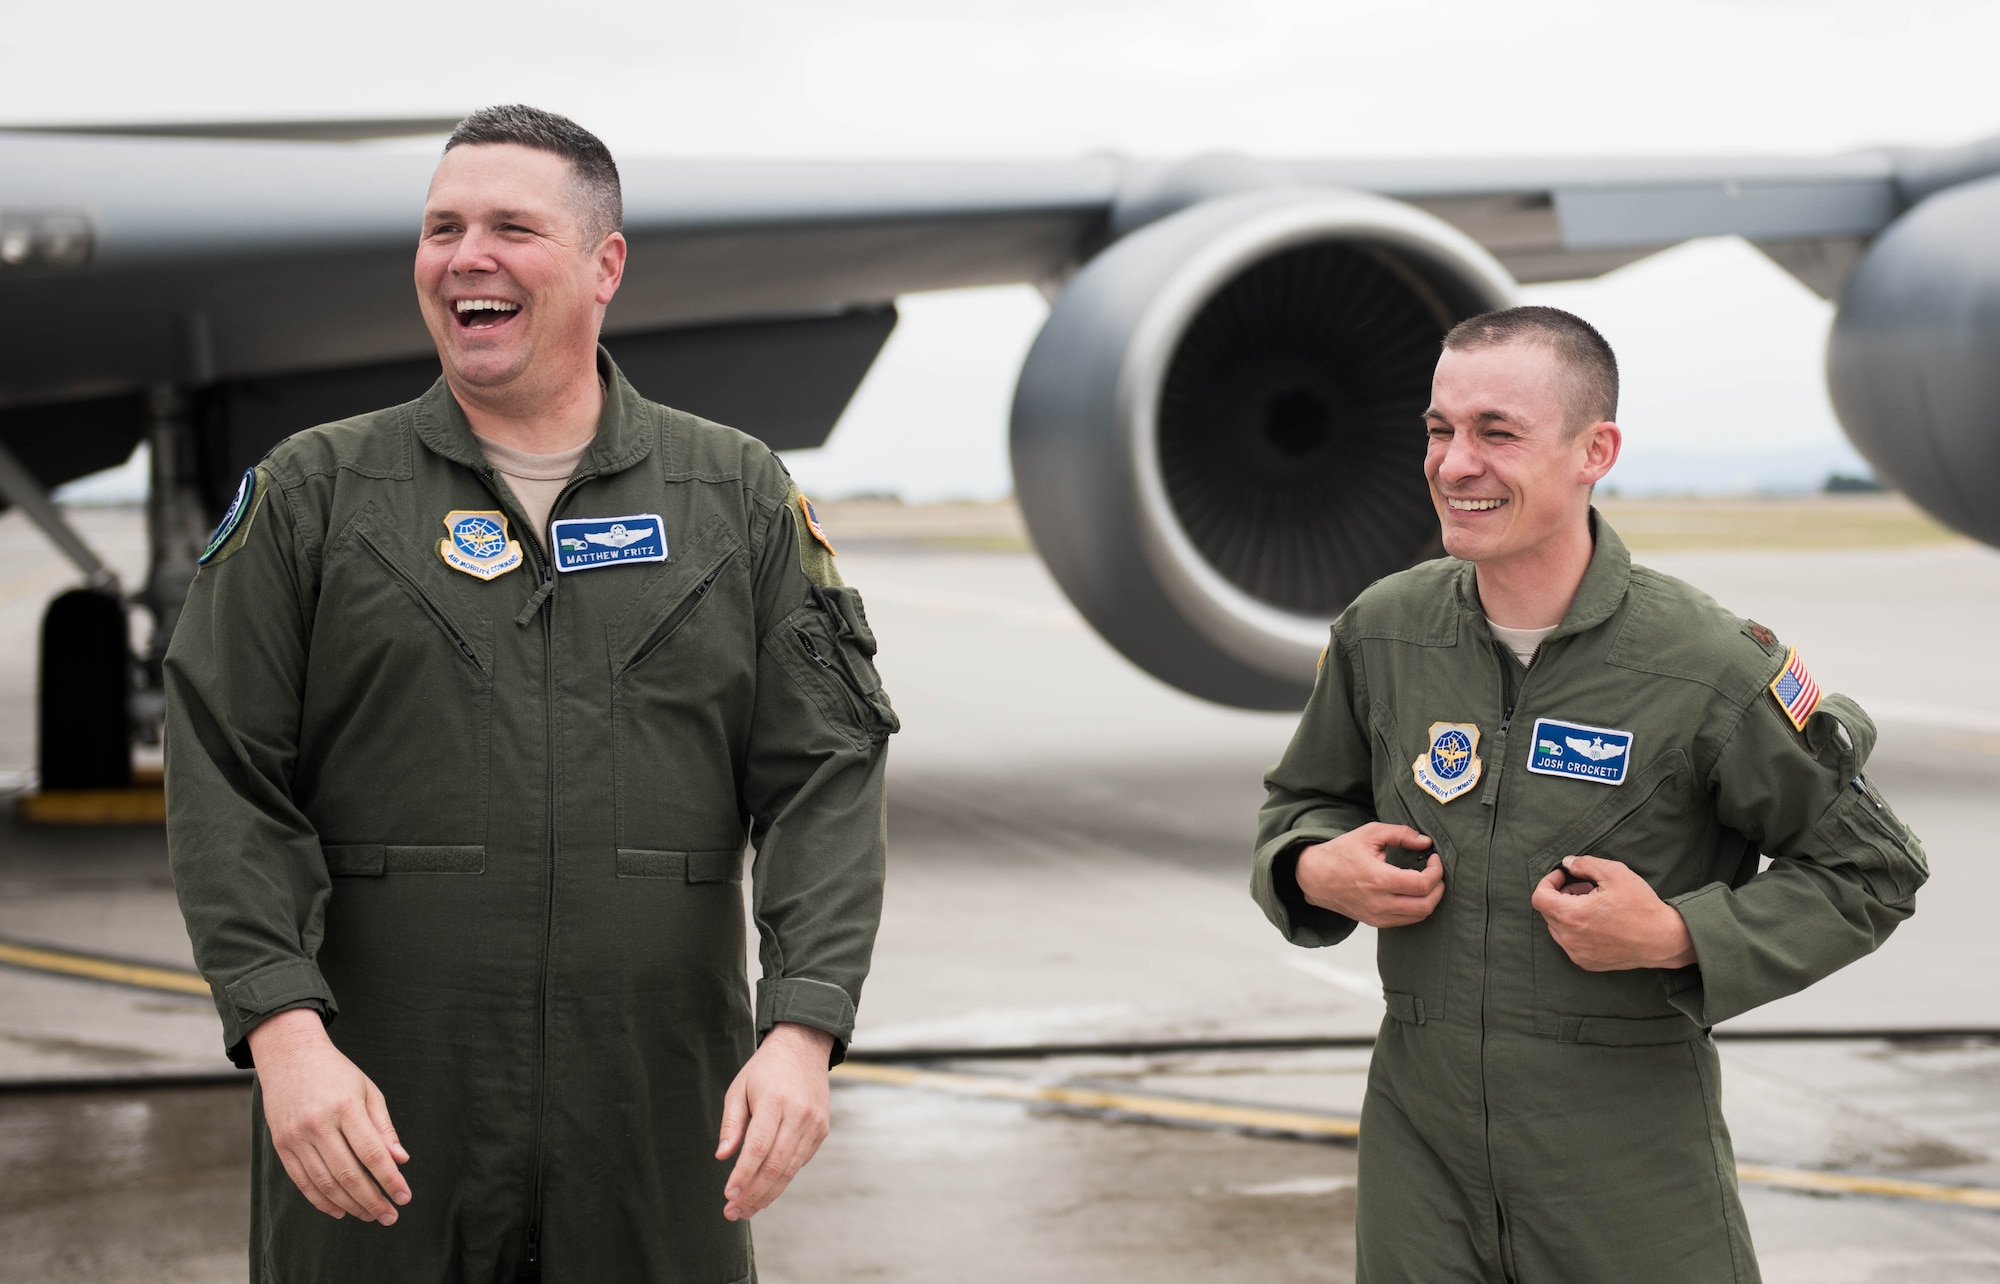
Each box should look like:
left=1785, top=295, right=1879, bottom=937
left=166, top=353, right=896, bottom=1284
left=1254, top=515, right=1925, bottom=1283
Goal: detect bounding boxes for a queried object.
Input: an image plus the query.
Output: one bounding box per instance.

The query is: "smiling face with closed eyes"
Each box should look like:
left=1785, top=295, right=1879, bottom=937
left=1422, top=340, right=1620, bottom=572
left=414, top=143, right=625, bottom=412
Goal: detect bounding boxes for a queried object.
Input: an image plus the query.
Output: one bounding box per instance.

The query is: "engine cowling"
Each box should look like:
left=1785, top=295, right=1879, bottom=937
left=1010, top=189, right=1515, bottom=709
left=1828, top=174, right=2000, bottom=545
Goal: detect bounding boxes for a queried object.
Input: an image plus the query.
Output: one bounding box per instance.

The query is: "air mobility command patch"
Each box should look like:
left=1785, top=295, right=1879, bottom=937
left=550, top=514, right=667, bottom=573
left=438, top=510, right=524, bottom=581
left=1770, top=647, right=1822, bottom=731
left=199, top=467, right=263, bottom=566
left=1527, top=718, right=1634, bottom=785
left=1413, top=722, right=1482, bottom=804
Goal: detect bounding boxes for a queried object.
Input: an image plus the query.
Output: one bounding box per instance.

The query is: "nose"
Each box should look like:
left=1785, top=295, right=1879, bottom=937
left=448, top=226, right=501, bottom=275
left=1432, top=427, right=1483, bottom=486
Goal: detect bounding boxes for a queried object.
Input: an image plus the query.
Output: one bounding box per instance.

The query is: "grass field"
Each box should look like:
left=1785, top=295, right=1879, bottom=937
left=816, top=494, right=1967, bottom=555
left=1596, top=494, right=1966, bottom=551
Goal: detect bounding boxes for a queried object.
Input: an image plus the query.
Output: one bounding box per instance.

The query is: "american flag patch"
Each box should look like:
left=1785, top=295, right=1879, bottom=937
left=1769, top=647, right=1822, bottom=731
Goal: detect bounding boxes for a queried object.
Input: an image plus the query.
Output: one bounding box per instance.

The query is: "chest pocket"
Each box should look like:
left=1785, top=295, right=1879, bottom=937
left=608, top=520, right=749, bottom=853
left=1366, top=705, right=1465, bottom=1026
left=1525, top=749, right=1706, bottom=1033
left=301, top=504, right=494, bottom=845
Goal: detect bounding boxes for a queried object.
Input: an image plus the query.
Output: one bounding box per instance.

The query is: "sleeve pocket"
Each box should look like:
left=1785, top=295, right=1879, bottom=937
left=1810, top=787, right=1927, bottom=908
left=776, top=588, right=900, bottom=745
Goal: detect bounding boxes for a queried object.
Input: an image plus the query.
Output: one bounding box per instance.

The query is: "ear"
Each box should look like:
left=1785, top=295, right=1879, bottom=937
left=1577, top=420, right=1621, bottom=486
left=594, top=231, right=628, bottom=306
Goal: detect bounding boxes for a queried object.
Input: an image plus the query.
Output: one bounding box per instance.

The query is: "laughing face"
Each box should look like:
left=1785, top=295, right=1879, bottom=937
left=414, top=143, right=624, bottom=403
left=1422, top=341, right=1620, bottom=567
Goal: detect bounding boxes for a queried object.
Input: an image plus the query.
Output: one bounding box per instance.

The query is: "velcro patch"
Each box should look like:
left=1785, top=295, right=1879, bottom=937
left=1527, top=718, right=1634, bottom=786
left=1770, top=647, right=1822, bottom=731
left=551, top=514, right=667, bottom=573
left=800, top=494, right=836, bottom=555
left=1412, top=722, right=1482, bottom=804
left=438, top=510, right=524, bottom=581
left=199, top=468, right=261, bottom=566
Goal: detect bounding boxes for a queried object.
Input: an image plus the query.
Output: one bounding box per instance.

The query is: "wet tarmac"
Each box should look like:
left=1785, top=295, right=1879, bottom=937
left=6, top=506, right=2000, bottom=1281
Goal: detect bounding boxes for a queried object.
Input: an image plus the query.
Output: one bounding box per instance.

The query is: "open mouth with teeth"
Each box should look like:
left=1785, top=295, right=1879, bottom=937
left=454, top=298, right=521, bottom=330
left=1445, top=497, right=1508, bottom=512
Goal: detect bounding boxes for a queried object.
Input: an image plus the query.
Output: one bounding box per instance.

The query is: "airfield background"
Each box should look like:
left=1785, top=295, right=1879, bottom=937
left=7, top=0, right=2000, bottom=1280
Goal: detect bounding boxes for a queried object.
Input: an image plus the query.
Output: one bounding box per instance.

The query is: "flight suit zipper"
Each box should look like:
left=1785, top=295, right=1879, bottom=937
left=473, top=465, right=591, bottom=1275
left=522, top=469, right=594, bottom=1274
left=1482, top=636, right=1536, bottom=1280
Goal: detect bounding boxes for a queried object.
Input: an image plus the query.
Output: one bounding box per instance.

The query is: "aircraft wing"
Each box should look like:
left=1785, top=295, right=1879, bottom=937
left=6, top=128, right=1998, bottom=414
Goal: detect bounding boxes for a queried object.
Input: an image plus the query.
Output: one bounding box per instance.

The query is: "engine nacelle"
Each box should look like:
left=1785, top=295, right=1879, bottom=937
left=1010, top=189, right=1515, bottom=709
left=1829, top=174, right=2000, bottom=544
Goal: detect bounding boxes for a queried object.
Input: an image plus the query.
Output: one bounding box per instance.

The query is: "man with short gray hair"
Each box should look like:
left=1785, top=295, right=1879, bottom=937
left=1256, top=305, right=1926, bottom=1281
left=168, top=105, right=895, bottom=1282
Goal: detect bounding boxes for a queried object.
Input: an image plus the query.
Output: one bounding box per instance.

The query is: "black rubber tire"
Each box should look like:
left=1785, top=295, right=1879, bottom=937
left=38, top=588, right=132, bottom=790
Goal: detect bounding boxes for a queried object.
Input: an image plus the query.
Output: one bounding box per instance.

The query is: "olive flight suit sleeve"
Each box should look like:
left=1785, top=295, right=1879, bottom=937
left=1253, top=625, right=1379, bottom=947
left=739, top=489, right=897, bottom=1064
left=163, top=468, right=339, bottom=1068
left=1668, top=688, right=1928, bottom=1026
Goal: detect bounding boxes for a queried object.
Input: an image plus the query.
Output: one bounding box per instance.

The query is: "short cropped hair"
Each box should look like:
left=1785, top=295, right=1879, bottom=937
left=1442, top=305, right=1619, bottom=433
left=444, top=105, right=623, bottom=248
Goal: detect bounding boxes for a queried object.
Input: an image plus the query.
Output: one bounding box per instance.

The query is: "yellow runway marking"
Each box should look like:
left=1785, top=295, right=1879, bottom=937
left=835, top=1061, right=1362, bottom=1138
left=0, top=939, right=210, bottom=997
left=1735, top=1164, right=2000, bottom=1211
left=835, top=1063, right=2000, bottom=1213
left=6, top=946, right=1999, bottom=1217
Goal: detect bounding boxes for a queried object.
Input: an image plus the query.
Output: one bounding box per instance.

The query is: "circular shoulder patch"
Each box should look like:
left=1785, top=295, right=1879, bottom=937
left=199, top=468, right=258, bottom=565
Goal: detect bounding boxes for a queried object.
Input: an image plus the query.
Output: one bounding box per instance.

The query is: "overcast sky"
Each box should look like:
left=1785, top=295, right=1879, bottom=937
left=14, top=0, right=1998, bottom=500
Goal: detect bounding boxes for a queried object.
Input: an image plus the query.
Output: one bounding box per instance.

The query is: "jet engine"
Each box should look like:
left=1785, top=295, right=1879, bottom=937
left=1010, top=189, right=1515, bottom=709
left=1828, top=174, right=2000, bottom=546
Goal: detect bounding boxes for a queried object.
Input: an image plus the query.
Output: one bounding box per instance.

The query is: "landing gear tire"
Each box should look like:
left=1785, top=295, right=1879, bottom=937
left=38, top=588, right=133, bottom=790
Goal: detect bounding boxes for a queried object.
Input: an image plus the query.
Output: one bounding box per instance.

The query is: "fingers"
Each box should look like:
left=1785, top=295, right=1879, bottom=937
left=316, top=1110, right=402, bottom=1224
left=1562, top=854, right=1627, bottom=885
left=292, top=1140, right=373, bottom=1221
left=275, top=1145, right=346, bottom=1219
left=723, top=1099, right=785, bottom=1220
left=715, top=1072, right=750, bottom=1161
left=1366, top=824, right=1434, bottom=852
left=361, top=1082, right=412, bottom=1204
left=725, top=1095, right=829, bottom=1221
left=1367, top=852, right=1443, bottom=898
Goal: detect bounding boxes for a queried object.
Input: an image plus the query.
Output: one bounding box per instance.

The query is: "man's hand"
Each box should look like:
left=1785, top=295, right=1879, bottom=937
left=1531, top=854, right=1698, bottom=971
left=246, top=1008, right=410, bottom=1224
left=1294, top=824, right=1443, bottom=928
left=716, top=1022, right=835, bottom=1222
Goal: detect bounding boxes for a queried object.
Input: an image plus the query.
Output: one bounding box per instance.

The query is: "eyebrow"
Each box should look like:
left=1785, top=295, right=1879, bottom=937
left=421, top=207, right=545, bottom=224
left=1422, top=408, right=1523, bottom=426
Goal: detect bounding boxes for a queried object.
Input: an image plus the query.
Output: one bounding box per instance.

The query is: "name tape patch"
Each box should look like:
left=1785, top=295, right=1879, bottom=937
left=551, top=514, right=667, bottom=573
left=1412, top=721, right=1483, bottom=804
left=1527, top=718, right=1634, bottom=786
left=438, top=510, right=524, bottom=581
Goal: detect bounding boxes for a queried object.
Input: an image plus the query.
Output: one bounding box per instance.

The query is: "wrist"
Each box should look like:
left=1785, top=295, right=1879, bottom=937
left=245, top=1007, right=328, bottom=1063
left=1656, top=909, right=1698, bottom=970
left=767, top=1022, right=836, bottom=1057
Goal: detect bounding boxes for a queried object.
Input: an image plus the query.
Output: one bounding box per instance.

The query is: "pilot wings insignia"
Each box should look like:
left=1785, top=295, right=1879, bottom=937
left=585, top=523, right=653, bottom=549
left=549, top=513, right=669, bottom=573
left=1528, top=717, right=1635, bottom=786
left=1564, top=736, right=1627, bottom=762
